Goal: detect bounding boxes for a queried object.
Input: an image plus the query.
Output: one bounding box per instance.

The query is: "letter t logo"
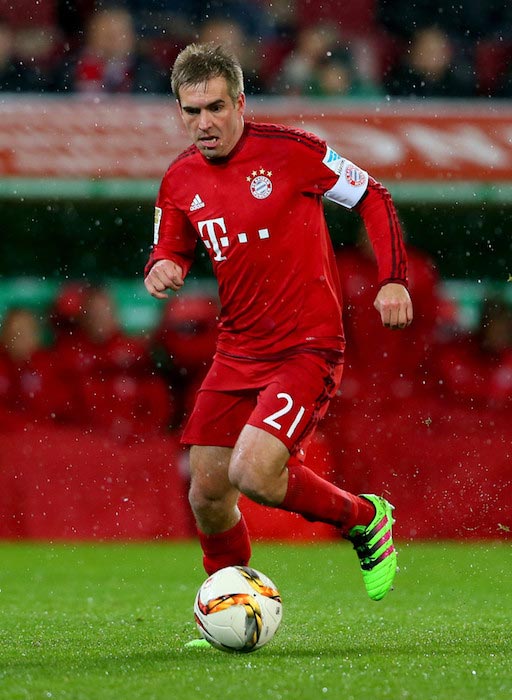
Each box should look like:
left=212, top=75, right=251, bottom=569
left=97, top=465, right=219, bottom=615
left=198, top=218, right=228, bottom=261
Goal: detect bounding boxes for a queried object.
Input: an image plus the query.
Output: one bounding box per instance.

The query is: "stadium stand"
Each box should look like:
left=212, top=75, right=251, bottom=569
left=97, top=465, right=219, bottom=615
left=1, top=0, right=510, bottom=97
left=0, top=1, right=511, bottom=541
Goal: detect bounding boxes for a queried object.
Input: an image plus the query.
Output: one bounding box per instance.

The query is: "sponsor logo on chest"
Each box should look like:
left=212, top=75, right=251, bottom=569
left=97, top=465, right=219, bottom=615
left=198, top=217, right=271, bottom=262
left=190, top=167, right=274, bottom=261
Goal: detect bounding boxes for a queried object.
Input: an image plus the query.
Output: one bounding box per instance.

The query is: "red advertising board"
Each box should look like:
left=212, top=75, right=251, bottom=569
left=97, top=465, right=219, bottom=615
left=0, top=97, right=511, bottom=189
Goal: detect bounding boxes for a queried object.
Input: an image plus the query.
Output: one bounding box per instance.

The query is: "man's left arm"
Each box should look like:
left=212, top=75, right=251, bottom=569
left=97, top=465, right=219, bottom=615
left=302, top=140, right=413, bottom=329
left=355, top=177, right=413, bottom=330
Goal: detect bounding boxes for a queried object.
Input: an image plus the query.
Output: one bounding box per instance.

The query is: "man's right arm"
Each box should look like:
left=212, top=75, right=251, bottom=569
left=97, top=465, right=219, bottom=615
left=144, top=182, right=197, bottom=299
left=144, top=259, right=185, bottom=299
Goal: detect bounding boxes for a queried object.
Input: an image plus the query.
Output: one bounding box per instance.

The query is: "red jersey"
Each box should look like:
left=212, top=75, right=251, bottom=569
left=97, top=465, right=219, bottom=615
left=146, top=121, right=407, bottom=360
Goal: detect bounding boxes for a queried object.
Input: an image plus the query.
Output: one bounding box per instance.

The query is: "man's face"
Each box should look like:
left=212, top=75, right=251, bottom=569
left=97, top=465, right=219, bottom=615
left=178, top=76, right=245, bottom=159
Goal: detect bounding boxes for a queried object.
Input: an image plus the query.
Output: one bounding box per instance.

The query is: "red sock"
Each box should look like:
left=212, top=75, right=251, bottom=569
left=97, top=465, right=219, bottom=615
left=280, top=463, right=374, bottom=535
left=197, top=515, right=252, bottom=575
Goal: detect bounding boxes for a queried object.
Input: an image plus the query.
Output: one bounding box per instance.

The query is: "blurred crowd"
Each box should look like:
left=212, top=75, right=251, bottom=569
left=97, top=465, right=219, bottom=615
left=0, top=280, right=219, bottom=441
left=1, top=242, right=511, bottom=444
left=0, top=0, right=511, bottom=98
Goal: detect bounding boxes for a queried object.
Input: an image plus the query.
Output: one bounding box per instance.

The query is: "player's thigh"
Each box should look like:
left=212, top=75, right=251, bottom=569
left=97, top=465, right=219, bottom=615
left=231, top=424, right=290, bottom=482
left=247, top=354, right=343, bottom=457
left=228, top=423, right=292, bottom=505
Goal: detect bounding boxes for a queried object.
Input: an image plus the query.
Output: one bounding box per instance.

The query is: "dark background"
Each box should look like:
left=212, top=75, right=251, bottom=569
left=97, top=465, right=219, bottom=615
left=1, top=198, right=510, bottom=283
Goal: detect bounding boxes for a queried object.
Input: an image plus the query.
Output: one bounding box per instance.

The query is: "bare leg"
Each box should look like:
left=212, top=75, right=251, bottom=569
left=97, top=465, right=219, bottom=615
left=189, top=426, right=373, bottom=575
left=228, top=425, right=290, bottom=505
left=188, top=444, right=240, bottom=534
left=189, top=444, right=253, bottom=574
left=229, top=424, right=374, bottom=531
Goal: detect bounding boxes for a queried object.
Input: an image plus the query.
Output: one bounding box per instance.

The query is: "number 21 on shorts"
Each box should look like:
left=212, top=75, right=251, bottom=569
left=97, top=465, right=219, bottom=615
left=262, top=392, right=306, bottom=438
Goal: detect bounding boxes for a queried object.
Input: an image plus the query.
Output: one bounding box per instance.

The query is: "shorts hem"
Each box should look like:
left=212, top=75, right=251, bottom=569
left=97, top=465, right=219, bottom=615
left=180, top=435, right=237, bottom=449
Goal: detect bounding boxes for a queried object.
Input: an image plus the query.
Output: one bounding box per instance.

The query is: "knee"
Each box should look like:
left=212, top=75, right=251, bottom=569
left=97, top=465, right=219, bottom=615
left=188, top=476, right=224, bottom=517
left=229, top=455, right=277, bottom=506
left=228, top=425, right=290, bottom=505
left=188, top=478, right=208, bottom=515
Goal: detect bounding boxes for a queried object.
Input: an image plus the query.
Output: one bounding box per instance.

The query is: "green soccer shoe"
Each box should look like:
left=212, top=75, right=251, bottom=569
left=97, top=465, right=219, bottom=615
left=347, top=494, right=397, bottom=601
left=184, top=638, right=211, bottom=649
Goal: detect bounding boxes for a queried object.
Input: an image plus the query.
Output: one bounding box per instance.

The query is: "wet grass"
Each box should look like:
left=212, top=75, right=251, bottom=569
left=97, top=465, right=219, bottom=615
left=0, top=540, right=511, bottom=700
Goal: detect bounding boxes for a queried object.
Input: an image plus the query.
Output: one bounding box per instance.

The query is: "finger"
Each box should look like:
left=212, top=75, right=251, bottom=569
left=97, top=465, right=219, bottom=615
left=381, top=310, right=389, bottom=327
left=381, top=304, right=397, bottom=328
left=144, top=279, right=169, bottom=299
left=395, top=302, right=413, bottom=328
left=169, top=276, right=185, bottom=290
left=146, top=276, right=168, bottom=296
left=396, top=301, right=414, bottom=328
left=406, top=301, right=414, bottom=325
left=151, top=289, right=170, bottom=300
left=144, top=272, right=168, bottom=298
left=150, top=267, right=181, bottom=293
left=388, top=308, right=400, bottom=328
left=396, top=305, right=409, bottom=329
left=156, top=266, right=184, bottom=291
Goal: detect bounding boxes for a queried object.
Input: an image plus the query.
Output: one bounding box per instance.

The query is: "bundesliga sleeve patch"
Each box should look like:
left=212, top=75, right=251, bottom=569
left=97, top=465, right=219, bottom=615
left=323, top=148, right=368, bottom=209
left=153, top=206, right=162, bottom=244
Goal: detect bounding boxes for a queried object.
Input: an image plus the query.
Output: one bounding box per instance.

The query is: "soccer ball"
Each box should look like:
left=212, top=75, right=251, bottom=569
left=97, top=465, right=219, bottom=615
left=194, top=565, right=282, bottom=653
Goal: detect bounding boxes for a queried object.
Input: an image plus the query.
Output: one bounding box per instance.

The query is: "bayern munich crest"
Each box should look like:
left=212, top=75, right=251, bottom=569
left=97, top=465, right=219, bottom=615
left=247, top=168, right=273, bottom=199
left=345, top=163, right=366, bottom=187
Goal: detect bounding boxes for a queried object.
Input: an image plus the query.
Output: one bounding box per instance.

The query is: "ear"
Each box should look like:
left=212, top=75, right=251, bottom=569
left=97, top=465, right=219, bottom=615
left=177, top=98, right=188, bottom=125
left=236, top=92, right=246, bottom=115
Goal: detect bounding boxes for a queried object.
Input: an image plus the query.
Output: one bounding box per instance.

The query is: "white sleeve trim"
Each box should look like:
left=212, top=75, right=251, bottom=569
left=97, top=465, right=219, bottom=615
left=322, top=146, right=368, bottom=209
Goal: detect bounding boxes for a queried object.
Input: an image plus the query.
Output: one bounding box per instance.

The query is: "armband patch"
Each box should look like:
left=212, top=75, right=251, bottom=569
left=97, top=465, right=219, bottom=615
left=345, top=164, right=366, bottom=187
left=324, top=160, right=368, bottom=209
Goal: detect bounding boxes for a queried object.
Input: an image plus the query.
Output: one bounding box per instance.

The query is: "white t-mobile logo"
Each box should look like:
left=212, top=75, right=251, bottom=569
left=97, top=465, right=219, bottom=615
left=198, top=217, right=271, bottom=261
left=198, top=218, right=228, bottom=262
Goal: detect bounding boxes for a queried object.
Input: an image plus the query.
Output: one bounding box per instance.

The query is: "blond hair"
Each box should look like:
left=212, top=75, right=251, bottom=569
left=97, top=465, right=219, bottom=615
left=171, top=42, right=244, bottom=104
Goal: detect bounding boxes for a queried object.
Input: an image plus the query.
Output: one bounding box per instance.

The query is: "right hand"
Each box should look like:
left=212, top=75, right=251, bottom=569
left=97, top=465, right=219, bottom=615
left=144, top=259, right=184, bottom=299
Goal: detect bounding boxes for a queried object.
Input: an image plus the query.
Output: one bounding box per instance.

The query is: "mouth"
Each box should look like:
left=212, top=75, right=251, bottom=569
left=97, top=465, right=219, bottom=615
left=198, top=135, right=220, bottom=150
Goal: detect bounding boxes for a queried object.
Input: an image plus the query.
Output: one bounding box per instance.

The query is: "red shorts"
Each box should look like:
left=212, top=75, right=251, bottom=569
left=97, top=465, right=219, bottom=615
left=181, top=352, right=343, bottom=460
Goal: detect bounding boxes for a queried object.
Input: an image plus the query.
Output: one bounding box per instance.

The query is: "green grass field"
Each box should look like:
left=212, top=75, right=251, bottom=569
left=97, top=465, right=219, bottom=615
left=1, top=540, right=511, bottom=700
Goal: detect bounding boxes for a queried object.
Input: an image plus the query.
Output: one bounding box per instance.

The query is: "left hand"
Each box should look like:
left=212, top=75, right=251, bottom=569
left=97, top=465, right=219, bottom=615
left=374, top=283, right=413, bottom=329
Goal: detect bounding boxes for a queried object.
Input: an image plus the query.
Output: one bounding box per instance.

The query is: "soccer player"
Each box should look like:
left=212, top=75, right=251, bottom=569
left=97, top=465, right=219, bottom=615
left=144, top=44, right=413, bottom=610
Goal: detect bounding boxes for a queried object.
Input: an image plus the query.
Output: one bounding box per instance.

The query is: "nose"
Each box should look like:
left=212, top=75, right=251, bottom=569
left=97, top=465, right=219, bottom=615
left=198, top=109, right=212, bottom=131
